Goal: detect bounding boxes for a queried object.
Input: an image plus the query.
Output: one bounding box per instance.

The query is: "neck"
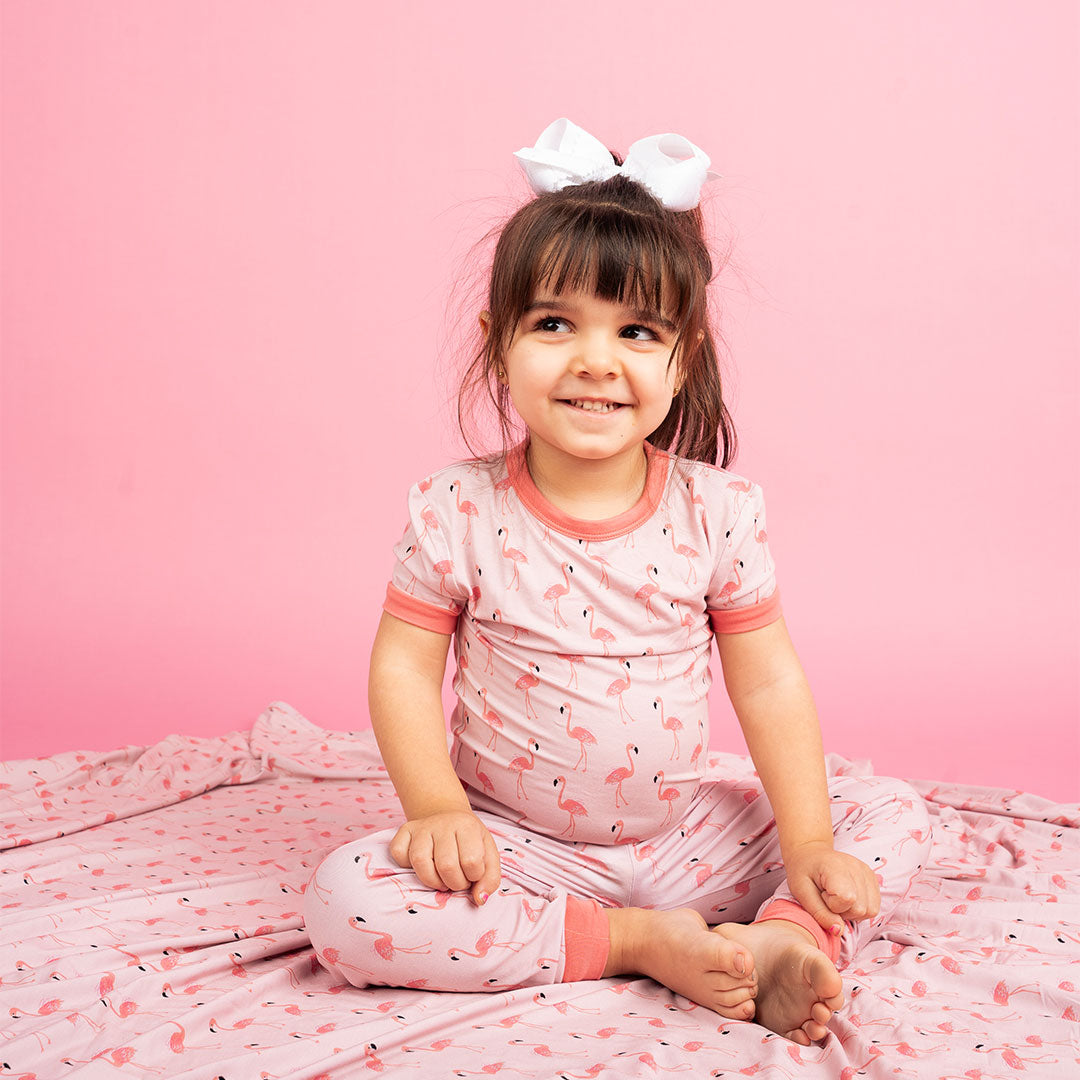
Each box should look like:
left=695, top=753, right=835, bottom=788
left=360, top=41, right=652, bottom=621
left=524, top=437, right=650, bottom=520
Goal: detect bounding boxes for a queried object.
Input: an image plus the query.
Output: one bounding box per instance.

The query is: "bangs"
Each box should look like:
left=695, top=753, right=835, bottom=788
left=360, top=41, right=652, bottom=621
left=525, top=209, right=694, bottom=334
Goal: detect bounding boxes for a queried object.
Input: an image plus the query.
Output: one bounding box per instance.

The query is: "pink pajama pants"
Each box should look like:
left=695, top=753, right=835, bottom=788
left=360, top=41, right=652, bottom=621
left=303, top=773, right=931, bottom=991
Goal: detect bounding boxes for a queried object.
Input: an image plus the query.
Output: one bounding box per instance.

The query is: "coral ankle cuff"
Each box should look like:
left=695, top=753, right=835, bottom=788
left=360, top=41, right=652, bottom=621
left=756, top=899, right=843, bottom=965
left=563, top=895, right=610, bottom=982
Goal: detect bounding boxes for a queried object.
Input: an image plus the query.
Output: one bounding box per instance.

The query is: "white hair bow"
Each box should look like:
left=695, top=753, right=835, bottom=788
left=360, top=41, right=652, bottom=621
left=513, top=117, right=722, bottom=212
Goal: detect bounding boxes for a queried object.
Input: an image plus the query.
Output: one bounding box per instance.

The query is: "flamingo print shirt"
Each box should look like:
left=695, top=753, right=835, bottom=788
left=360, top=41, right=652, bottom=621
left=383, top=439, right=782, bottom=846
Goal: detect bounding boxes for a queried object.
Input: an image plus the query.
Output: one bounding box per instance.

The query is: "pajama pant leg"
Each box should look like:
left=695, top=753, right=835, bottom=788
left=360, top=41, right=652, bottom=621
left=302, top=807, right=632, bottom=991
left=627, top=773, right=933, bottom=969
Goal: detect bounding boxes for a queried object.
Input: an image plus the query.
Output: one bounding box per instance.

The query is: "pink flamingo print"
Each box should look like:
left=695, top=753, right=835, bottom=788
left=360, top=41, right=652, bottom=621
left=556, top=652, right=584, bottom=687
left=727, top=477, right=753, bottom=514
left=753, top=513, right=772, bottom=571
left=606, top=659, right=636, bottom=723
left=653, top=770, right=681, bottom=827
left=591, top=553, right=613, bottom=589
left=447, top=928, right=527, bottom=960
left=477, top=687, right=504, bottom=750
left=450, top=480, right=478, bottom=544
left=714, top=558, right=744, bottom=605
left=653, top=697, right=683, bottom=759
left=471, top=749, right=495, bottom=795
left=634, top=564, right=661, bottom=621
left=583, top=606, right=616, bottom=656
left=493, top=474, right=515, bottom=513
left=686, top=475, right=707, bottom=528
left=560, top=702, right=597, bottom=771
left=553, top=775, right=588, bottom=837
left=515, top=661, right=541, bottom=720
left=497, top=527, right=528, bottom=590
left=348, top=916, right=432, bottom=961
left=543, top=561, right=574, bottom=627
left=431, top=559, right=455, bottom=597
left=605, top=744, right=638, bottom=808
left=402, top=505, right=441, bottom=564
left=508, top=738, right=539, bottom=800
left=662, top=522, right=699, bottom=584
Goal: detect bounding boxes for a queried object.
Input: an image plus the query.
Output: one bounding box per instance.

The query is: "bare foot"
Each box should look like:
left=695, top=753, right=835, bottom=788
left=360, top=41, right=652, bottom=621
left=712, top=919, right=844, bottom=1044
left=616, top=908, right=758, bottom=1020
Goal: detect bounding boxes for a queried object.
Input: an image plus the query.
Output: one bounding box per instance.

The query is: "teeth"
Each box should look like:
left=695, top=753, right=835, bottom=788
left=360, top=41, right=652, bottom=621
left=568, top=399, right=621, bottom=412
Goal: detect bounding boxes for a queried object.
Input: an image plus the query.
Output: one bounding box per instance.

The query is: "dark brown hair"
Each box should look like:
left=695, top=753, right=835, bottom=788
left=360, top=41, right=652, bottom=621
left=456, top=149, right=738, bottom=468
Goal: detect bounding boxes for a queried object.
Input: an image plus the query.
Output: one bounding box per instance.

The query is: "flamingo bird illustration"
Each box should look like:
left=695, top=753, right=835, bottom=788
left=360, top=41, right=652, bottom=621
left=583, top=606, right=616, bottom=656
left=477, top=687, right=504, bottom=750
left=634, top=564, right=661, bottom=621
left=515, top=661, right=541, bottom=720
left=686, top=475, right=707, bottom=529
left=447, top=928, right=526, bottom=960
left=606, top=659, right=636, bottom=724
left=727, top=477, right=753, bottom=515
left=508, top=738, right=539, bottom=800
left=662, top=522, right=699, bottom=584
left=604, top=744, right=638, bottom=808
left=347, top=917, right=432, bottom=961
left=560, top=702, right=597, bottom=771
left=714, top=558, right=744, bottom=605
left=449, top=481, right=478, bottom=544
left=402, top=505, right=441, bottom=564
left=497, top=527, right=528, bottom=590
left=753, top=514, right=772, bottom=571
left=553, top=776, right=588, bottom=838
left=653, top=697, right=683, bottom=759
left=556, top=652, right=584, bottom=688
left=543, top=562, right=574, bottom=627
left=653, top=770, right=681, bottom=827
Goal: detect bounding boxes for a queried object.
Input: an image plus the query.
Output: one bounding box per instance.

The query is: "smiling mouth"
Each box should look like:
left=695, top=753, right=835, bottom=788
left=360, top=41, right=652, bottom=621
left=561, top=399, right=627, bottom=413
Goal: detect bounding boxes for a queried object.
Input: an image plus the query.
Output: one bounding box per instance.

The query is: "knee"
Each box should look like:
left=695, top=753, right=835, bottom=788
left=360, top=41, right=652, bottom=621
left=302, top=832, right=402, bottom=984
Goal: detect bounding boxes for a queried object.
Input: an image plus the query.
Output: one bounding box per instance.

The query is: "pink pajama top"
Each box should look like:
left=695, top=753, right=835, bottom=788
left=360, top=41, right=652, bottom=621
left=383, top=439, right=782, bottom=846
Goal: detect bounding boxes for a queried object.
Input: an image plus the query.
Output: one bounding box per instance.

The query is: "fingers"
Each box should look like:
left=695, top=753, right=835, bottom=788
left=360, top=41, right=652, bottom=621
left=470, top=826, right=503, bottom=907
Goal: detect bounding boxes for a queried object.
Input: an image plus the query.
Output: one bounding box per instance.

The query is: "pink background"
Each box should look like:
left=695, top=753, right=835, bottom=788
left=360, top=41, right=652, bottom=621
left=2, top=2, right=1077, bottom=799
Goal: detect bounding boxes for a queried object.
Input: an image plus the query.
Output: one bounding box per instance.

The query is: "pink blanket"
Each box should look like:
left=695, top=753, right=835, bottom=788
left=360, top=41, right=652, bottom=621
left=2, top=702, right=1077, bottom=1078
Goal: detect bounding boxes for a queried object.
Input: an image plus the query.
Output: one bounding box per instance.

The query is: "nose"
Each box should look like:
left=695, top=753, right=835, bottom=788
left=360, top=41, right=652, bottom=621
left=571, top=330, right=620, bottom=379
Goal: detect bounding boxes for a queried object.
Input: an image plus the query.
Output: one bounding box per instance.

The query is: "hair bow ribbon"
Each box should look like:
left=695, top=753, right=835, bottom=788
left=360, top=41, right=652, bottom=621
left=514, top=117, right=721, bottom=212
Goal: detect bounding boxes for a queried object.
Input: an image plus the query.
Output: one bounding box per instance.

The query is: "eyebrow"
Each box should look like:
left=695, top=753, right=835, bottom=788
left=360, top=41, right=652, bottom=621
left=522, top=298, right=678, bottom=335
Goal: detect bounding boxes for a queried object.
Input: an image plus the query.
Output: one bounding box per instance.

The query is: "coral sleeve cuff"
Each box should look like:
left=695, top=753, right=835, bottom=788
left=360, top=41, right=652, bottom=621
left=708, top=588, right=782, bottom=635
left=383, top=583, right=461, bottom=635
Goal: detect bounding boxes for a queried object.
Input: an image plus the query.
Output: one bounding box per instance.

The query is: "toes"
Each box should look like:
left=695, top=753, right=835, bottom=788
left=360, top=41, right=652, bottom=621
left=802, top=1018, right=829, bottom=1041
left=787, top=1028, right=812, bottom=1046
left=810, top=1001, right=832, bottom=1025
left=713, top=985, right=756, bottom=1008
left=714, top=937, right=754, bottom=978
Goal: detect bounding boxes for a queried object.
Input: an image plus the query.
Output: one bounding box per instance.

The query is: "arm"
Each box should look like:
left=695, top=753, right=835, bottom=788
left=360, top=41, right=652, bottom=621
left=715, top=617, right=832, bottom=861
left=368, top=610, right=470, bottom=820
left=369, top=610, right=502, bottom=904
left=715, top=616, right=881, bottom=930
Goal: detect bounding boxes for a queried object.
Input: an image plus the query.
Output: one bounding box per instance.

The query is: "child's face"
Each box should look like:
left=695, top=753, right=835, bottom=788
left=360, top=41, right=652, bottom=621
left=485, top=285, right=683, bottom=471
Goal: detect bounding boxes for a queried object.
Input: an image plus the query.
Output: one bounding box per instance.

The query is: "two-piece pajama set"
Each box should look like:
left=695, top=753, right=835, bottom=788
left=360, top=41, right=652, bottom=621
left=303, top=440, right=931, bottom=991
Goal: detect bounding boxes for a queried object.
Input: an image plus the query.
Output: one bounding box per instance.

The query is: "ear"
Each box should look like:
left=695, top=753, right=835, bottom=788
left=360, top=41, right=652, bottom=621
left=696, top=328, right=704, bottom=346
left=479, top=311, right=491, bottom=341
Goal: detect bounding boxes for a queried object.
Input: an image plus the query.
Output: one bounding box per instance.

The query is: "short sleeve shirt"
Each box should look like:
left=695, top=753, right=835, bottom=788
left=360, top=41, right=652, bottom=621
left=384, top=439, right=781, bottom=845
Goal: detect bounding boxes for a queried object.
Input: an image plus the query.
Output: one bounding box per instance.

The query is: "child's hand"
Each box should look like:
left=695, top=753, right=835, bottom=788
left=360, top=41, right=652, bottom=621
left=784, top=842, right=881, bottom=936
left=389, top=810, right=502, bottom=907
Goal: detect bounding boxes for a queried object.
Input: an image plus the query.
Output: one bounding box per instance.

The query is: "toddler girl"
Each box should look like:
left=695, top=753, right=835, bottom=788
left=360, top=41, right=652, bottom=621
left=303, top=117, right=931, bottom=1046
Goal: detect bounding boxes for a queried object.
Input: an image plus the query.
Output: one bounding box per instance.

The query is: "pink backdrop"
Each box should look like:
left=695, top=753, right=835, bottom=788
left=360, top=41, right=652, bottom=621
left=2, top=1, right=1077, bottom=799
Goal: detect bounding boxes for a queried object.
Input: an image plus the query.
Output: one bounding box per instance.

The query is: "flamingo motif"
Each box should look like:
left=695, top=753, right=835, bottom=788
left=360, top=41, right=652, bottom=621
left=714, top=558, right=744, bottom=605
left=497, top=527, right=528, bottom=590
left=634, top=564, right=661, bottom=621
left=605, top=659, right=636, bottom=724
left=753, top=513, right=772, bottom=571
left=348, top=917, right=432, bottom=961
left=477, top=687, right=504, bottom=750
left=508, top=738, right=539, bottom=800
left=583, top=606, right=616, bottom=656
left=605, top=744, right=638, bottom=808
left=447, top=928, right=526, bottom=960
left=553, top=776, right=588, bottom=837
left=653, top=696, right=682, bottom=759
left=402, top=505, right=441, bottom=564
left=543, top=562, right=574, bottom=627
left=560, top=702, right=597, bottom=771
left=449, top=481, right=478, bottom=544
left=515, top=661, right=541, bottom=720
left=653, top=770, right=681, bottom=827
left=662, top=522, right=699, bottom=584
left=556, top=652, right=584, bottom=688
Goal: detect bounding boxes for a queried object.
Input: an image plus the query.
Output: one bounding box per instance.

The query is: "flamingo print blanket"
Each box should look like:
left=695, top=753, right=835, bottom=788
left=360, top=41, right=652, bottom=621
left=2, top=701, right=1077, bottom=1079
